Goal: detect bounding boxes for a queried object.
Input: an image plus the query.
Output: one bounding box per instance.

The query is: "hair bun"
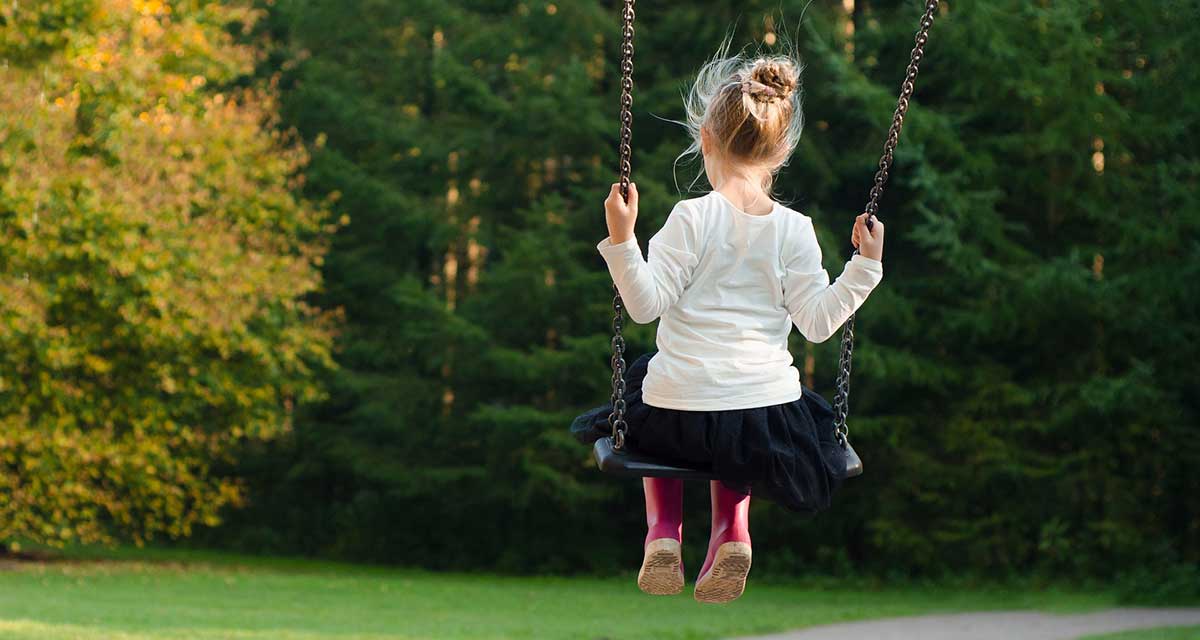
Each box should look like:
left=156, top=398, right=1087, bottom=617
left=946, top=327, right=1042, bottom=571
left=743, top=59, right=797, bottom=103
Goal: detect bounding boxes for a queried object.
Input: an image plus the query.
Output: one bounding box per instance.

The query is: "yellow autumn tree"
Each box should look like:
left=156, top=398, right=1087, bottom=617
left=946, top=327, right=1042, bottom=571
left=0, top=0, right=334, bottom=546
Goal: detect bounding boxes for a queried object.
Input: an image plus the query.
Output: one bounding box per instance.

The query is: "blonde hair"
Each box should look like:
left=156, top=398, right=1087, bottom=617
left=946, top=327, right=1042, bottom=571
left=677, top=41, right=804, bottom=192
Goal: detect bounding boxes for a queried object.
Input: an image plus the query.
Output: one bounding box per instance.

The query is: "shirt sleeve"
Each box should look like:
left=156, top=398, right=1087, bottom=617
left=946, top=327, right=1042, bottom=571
left=781, top=218, right=883, bottom=343
left=596, top=201, right=701, bottom=324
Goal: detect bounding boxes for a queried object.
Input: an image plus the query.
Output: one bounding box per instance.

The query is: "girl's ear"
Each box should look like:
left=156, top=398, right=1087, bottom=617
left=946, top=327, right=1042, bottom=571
left=700, top=126, right=711, bottom=155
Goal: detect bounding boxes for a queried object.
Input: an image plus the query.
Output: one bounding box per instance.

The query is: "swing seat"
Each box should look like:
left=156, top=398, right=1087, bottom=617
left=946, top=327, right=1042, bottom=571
left=594, top=435, right=864, bottom=479
left=843, top=440, right=864, bottom=478
left=592, top=437, right=717, bottom=480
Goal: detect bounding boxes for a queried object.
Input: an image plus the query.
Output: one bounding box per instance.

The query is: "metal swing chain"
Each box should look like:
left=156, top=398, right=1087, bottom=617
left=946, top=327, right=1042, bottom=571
left=608, top=0, right=636, bottom=451
left=832, top=0, right=939, bottom=448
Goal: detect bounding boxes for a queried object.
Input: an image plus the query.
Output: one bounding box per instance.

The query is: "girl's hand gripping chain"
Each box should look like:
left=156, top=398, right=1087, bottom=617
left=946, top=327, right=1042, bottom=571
left=605, top=182, right=639, bottom=245
left=851, top=212, right=885, bottom=262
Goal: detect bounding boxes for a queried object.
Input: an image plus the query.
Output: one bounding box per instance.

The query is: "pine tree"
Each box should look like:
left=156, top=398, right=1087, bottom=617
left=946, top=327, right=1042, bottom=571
left=220, top=0, right=1200, bottom=578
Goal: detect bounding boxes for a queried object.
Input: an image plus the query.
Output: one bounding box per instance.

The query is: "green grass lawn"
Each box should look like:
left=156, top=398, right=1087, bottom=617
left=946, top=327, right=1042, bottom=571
left=0, top=548, right=1120, bottom=640
left=1081, top=629, right=1200, bottom=640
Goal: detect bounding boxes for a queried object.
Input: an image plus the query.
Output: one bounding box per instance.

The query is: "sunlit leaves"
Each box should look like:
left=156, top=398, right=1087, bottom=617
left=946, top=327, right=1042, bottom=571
left=0, top=0, right=333, bottom=547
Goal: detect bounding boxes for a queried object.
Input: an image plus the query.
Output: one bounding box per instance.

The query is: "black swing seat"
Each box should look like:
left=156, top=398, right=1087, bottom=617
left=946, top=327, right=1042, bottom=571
left=592, top=435, right=864, bottom=480
left=843, top=440, right=864, bottom=478
left=592, top=437, right=717, bottom=480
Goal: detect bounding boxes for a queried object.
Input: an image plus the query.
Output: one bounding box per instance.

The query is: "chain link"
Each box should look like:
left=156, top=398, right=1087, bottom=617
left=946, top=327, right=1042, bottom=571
left=833, top=0, right=939, bottom=446
left=608, top=0, right=636, bottom=451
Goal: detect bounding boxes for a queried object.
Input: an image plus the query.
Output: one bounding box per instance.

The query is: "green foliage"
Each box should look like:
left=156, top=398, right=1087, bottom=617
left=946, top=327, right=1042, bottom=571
left=1116, top=564, right=1200, bottom=606
left=213, top=0, right=1195, bottom=580
left=9, top=0, right=1194, bottom=584
left=0, top=0, right=333, bottom=546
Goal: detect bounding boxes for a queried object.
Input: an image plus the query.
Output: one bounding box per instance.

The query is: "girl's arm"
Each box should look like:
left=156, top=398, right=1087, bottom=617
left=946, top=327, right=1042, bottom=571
left=597, top=196, right=701, bottom=324
left=782, top=216, right=883, bottom=342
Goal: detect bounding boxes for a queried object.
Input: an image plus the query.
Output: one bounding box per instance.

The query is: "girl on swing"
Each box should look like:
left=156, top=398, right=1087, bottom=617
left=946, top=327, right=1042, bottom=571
left=572, top=50, right=885, bottom=603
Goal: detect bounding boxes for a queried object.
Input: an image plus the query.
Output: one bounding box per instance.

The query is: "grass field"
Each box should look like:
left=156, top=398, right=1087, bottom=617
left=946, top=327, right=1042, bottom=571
left=0, top=548, right=1125, bottom=640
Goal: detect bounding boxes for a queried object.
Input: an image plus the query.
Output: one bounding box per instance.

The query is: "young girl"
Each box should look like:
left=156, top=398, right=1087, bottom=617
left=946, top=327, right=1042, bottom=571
left=572, top=52, right=884, bottom=603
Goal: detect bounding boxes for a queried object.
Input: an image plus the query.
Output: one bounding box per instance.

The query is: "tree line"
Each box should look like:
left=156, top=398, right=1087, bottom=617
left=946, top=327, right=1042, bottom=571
left=2, top=0, right=1197, bottom=581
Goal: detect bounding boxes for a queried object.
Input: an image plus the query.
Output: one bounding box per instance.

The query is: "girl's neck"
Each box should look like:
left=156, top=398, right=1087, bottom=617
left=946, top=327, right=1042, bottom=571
left=711, top=174, right=774, bottom=215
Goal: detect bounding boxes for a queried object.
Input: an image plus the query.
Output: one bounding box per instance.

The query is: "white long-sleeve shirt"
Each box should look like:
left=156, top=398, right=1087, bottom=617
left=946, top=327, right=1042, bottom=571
left=596, top=191, right=883, bottom=411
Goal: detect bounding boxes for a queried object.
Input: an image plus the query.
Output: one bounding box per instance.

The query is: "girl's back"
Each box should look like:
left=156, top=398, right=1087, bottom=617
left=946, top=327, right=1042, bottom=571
left=598, top=189, right=881, bottom=412
left=648, top=191, right=805, bottom=411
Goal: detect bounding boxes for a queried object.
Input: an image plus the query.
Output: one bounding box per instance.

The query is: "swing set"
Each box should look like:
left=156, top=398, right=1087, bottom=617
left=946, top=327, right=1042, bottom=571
left=590, top=0, right=940, bottom=480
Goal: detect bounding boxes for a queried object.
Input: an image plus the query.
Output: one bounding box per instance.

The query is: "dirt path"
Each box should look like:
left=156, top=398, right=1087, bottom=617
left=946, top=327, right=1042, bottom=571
left=729, top=609, right=1200, bottom=640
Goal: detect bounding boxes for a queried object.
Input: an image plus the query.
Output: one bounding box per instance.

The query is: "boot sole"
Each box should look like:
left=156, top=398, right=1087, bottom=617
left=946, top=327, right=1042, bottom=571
left=637, top=538, right=684, bottom=595
left=694, top=541, right=752, bottom=604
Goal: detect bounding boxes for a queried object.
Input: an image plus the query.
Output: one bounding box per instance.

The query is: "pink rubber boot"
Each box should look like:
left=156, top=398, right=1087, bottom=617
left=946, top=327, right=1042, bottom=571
left=637, top=477, right=684, bottom=595
left=694, top=480, right=752, bottom=603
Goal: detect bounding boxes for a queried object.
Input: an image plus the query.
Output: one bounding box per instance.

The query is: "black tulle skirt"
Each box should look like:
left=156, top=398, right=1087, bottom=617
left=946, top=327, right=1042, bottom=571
left=571, top=351, right=847, bottom=514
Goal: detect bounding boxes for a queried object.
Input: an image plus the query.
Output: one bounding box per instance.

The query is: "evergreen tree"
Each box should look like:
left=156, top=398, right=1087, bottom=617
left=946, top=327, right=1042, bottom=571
left=220, top=0, right=1200, bottom=578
